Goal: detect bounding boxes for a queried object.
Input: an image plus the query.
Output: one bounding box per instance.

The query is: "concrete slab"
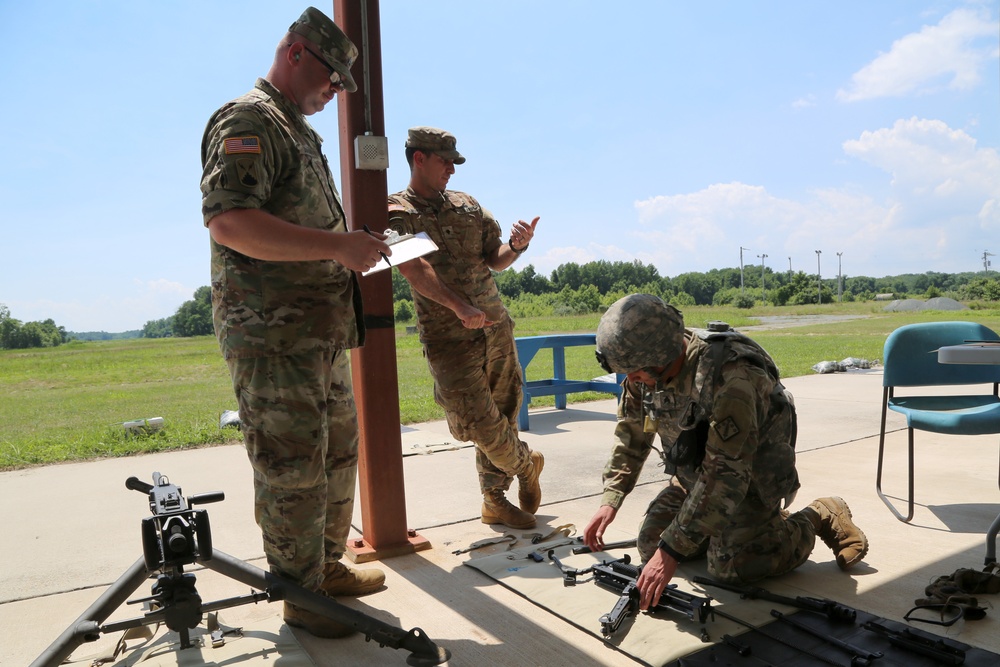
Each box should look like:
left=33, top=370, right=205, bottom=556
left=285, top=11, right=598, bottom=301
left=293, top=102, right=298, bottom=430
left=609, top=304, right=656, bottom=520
left=3, top=370, right=999, bottom=666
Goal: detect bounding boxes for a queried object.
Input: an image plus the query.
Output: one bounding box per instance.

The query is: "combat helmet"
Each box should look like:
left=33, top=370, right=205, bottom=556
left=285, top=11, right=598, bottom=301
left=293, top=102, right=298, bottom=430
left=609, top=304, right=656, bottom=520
left=595, top=294, right=685, bottom=374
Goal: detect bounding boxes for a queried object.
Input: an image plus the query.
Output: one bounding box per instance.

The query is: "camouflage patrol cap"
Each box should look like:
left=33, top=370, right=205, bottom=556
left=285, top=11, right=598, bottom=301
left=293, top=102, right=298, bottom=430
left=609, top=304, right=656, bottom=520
left=289, top=7, right=359, bottom=92
left=405, top=127, right=466, bottom=164
left=595, top=294, right=685, bottom=374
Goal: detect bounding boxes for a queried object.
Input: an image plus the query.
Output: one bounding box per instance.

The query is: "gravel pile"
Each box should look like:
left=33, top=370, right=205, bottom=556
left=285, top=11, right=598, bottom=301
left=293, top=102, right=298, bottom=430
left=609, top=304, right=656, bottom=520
left=882, top=297, right=967, bottom=312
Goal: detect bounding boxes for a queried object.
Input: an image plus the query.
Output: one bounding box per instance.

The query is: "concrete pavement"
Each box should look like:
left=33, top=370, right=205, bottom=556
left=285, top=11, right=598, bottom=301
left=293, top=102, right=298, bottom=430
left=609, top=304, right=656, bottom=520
left=3, top=369, right=999, bottom=666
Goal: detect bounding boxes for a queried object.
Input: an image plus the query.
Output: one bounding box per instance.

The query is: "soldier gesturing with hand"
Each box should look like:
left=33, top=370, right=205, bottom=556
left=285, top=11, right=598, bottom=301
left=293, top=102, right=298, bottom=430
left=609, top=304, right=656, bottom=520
left=387, top=127, right=545, bottom=530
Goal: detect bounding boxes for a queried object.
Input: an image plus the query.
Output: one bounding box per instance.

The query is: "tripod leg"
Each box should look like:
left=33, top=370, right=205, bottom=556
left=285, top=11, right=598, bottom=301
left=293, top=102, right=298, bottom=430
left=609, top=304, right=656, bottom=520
left=203, top=550, right=449, bottom=665
left=30, top=557, right=150, bottom=667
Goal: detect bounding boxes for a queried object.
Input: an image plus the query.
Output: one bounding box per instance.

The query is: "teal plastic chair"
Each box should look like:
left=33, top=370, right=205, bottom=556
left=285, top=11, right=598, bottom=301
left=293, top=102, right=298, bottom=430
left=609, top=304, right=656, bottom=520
left=876, top=321, right=1000, bottom=522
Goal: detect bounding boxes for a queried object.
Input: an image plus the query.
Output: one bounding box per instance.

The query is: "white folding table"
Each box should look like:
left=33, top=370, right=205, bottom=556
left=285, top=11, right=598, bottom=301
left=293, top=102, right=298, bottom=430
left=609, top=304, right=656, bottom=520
left=937, top=343, right=1000, bottom=565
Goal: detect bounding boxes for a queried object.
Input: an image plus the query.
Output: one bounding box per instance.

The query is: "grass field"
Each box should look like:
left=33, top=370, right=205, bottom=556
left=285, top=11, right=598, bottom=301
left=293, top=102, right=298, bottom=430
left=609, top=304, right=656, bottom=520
left=2, top=302, right=998, bottom=470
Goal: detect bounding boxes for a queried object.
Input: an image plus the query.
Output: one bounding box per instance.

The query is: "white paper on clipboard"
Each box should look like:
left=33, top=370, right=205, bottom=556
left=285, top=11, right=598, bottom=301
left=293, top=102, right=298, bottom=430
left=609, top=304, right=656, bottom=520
left=362, top=231, right=438, bottom=276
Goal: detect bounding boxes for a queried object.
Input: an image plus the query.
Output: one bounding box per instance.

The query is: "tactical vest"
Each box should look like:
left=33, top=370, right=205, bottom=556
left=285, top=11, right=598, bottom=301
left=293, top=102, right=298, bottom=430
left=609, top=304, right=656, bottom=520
left=653, top=322, right=799, bottom=508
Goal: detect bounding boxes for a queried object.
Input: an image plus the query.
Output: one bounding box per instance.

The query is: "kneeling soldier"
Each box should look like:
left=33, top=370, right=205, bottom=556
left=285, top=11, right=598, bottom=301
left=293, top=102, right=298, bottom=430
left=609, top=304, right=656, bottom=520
left=583, top=294, right=868, bottom=612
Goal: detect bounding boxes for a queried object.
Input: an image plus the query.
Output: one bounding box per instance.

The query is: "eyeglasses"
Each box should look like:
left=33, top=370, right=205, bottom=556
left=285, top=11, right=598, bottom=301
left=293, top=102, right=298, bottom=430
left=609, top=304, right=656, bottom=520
left=595, top=350, right=613, bottom=374
left=300, top=44, right=346, bottom=90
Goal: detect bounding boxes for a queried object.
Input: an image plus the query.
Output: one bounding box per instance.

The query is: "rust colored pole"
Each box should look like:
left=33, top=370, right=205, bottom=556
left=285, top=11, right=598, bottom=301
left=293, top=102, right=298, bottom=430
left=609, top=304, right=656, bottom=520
left=333, top=0, right=428, bottom=561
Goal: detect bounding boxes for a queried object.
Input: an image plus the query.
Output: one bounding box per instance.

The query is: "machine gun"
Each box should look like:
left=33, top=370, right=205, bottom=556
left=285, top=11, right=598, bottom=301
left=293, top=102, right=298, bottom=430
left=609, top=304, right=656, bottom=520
left=129, top=472, right=223, bottom=572
left=31, top=472, right=449, bottom=667
left=592, top=555, right=712, bottom=637
left=693, top=575, right=857, bottom=623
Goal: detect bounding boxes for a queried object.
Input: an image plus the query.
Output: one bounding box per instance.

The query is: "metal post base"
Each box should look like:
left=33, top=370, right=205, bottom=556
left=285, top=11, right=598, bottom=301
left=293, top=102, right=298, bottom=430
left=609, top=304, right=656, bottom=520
left=30, top=550, right=450, bottom=667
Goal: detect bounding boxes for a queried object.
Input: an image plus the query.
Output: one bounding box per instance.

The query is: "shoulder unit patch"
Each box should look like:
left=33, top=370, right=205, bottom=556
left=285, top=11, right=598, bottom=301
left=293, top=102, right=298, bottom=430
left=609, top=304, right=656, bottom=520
left=712, top=416, right=741, bottom=441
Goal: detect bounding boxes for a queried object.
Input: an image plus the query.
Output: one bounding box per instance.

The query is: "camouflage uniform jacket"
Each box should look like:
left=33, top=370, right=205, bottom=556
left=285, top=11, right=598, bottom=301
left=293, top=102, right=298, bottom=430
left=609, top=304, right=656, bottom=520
left=200, top=78, right=363, bottom=359
left=387, top=187, right=509, bottom=343
left=600, top=332, right=799, bottom=559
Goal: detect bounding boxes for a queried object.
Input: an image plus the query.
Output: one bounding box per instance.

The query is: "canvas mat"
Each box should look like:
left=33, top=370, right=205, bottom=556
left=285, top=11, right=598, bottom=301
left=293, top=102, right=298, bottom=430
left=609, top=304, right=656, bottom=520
left=466, top=538, right=1000, bottom=667
left=65, top=611, right=315, bottom=667
left=463, top=538, right=779, bottom=667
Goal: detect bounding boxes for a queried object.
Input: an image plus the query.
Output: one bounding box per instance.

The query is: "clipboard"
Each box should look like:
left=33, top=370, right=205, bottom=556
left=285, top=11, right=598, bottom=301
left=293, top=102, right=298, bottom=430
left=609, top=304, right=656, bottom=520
left=362, top=231, right=438, bottom=276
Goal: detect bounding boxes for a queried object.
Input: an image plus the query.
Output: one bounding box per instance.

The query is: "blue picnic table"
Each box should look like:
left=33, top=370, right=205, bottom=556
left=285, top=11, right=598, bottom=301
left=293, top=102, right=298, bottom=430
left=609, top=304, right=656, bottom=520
left=514, top=334, right=624, bottom=431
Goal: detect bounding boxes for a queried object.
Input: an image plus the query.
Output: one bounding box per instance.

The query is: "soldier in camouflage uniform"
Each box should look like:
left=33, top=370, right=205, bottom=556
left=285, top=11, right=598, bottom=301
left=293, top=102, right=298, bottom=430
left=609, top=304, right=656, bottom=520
left=583, top=294, right=869, bottom=612
left=200, top=7, right=391, bottom=639
left=387, top=127, right=545, bottom=529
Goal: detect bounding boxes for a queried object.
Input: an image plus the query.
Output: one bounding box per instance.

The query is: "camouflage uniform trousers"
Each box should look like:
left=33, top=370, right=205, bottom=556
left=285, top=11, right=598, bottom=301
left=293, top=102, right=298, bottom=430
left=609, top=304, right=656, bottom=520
left=227, top=348, right=358, bottom=591
left=637, top=482, right=816, bottom=584
left=423, top=320, right=531, bottom=493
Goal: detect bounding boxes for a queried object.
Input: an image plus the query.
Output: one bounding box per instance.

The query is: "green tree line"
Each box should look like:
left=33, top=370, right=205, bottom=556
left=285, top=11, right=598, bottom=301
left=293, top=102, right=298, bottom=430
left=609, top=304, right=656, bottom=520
left=5, top=263, right=1000, bottom=350
left=0, top=304, right=69, bottom=350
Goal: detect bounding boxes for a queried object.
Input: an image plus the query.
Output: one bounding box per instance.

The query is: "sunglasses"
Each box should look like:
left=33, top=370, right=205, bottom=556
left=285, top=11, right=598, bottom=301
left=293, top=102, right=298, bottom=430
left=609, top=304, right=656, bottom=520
left=301, top=45, right=346, bottom=90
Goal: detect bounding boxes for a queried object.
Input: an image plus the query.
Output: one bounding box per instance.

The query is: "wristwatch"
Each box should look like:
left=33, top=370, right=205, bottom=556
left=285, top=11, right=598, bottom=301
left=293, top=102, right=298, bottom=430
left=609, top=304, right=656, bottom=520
left=508, top=237, right=528, bottom=254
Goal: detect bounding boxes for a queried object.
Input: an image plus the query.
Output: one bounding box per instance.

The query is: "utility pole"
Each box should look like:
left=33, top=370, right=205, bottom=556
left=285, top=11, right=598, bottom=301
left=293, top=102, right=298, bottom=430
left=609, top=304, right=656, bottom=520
left=836, top=251, right=843, bottom=302
left=787, top=257, right=792, bottom=281
left=984, top=250, right=995, bottom=273
left=336, top=0, right=430, bottom=560
left=740, top=247, right=750, bottom=294
left=758, top=254, right=768, bottom=303
left=815, top=250, right=822, bottom=305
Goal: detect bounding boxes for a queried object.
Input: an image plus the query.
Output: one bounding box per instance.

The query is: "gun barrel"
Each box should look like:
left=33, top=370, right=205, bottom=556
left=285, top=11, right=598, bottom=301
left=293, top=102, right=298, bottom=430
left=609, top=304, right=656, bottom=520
left=693, top=576, right=856, bottom=623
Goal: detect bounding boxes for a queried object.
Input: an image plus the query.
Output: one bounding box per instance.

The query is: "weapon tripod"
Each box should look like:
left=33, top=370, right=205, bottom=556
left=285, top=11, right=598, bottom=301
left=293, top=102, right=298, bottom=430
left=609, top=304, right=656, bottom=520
left=30, top=473, right=449, bottom=667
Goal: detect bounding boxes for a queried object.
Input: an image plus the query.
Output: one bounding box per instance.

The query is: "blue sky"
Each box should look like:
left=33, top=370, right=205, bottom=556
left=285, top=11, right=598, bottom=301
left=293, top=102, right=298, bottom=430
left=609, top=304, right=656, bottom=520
left=1, top=1, right=997, bottom=332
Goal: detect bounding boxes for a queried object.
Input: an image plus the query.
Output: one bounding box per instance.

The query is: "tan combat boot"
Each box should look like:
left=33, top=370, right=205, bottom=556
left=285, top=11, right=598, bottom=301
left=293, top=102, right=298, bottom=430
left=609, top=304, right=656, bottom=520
left=805, top=497, right=869, bottom=570
left=517, top=450, right=545, bottom=514
left=283, top=596, right=356, bottom=638
left=482, top=490, right=536, bottom=529
left=322, top=560, right=386, bottom=597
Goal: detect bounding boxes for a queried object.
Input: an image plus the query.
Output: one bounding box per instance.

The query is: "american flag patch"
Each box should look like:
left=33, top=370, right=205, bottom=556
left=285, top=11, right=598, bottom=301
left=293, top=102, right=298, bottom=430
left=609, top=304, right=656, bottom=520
left=224, top=136, right=261, bottom=154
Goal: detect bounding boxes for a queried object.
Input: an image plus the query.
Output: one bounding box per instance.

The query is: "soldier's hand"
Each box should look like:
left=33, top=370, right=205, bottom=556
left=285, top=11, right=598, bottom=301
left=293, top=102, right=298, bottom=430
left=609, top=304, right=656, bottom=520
left=509, top=216, right=539, bottom=252
left=636, top=548, right=677, bottom=611
left=336, top=230, right=391, bottom=272
left=583, top=505, right=617, bottom=552
left=455, top=303, right=493, bottom=329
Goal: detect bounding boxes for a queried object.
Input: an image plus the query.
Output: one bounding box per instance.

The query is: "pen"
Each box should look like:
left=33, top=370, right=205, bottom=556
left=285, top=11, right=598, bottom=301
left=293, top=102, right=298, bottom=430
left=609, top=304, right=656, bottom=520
left=363, top=225, right=391, bottom=266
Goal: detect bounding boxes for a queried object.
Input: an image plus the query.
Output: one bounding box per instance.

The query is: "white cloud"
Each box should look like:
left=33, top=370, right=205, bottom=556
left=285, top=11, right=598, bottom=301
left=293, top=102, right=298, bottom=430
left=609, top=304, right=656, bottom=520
left=842, top=116, right=1000, bottom=205
left=837, top=7, right=998, bottom=102
left=792, top=94, right=817, bottom=109
left=617, top=116, right=997, bottom=278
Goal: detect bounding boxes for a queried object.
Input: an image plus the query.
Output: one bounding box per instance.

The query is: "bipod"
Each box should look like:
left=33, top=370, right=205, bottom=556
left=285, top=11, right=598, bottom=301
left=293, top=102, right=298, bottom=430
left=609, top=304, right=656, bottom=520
left=30, top=549, right=449, bottom=667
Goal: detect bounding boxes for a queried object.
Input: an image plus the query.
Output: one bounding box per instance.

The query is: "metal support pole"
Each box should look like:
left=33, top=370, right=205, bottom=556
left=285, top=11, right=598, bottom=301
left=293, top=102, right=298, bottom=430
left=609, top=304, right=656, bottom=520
left=740, top=247, right=749, bottom=293
left=758, top=254, right=767, bottom=303
left=837, top=251, right=843, bottom=302
left=333, top=0, right=429, bottom=560
left=815, top=250, right=822, bottom=305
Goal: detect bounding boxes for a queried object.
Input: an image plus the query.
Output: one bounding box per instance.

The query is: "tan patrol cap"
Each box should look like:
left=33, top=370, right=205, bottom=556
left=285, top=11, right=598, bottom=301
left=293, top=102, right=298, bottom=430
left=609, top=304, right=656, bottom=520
left=405, top=127, right=466, bottom=164
left=289, top=7, right=359, bottom=92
